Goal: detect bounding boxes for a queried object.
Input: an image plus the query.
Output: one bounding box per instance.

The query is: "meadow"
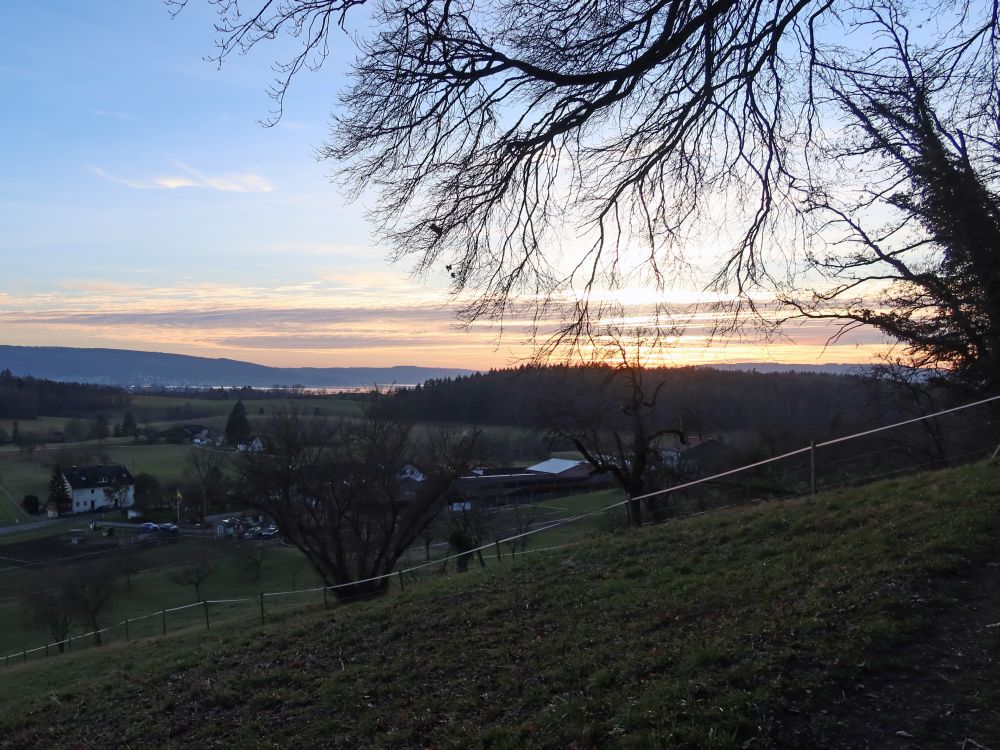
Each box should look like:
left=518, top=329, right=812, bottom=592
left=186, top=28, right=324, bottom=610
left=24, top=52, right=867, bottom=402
left=0, top=460, right=997, bottom=747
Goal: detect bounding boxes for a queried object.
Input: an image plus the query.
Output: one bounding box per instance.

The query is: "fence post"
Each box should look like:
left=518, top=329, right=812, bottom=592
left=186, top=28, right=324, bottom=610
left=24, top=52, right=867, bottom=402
left=323, top=586, right=328, bottom=609
left=203, top=601, right=210, bottom=631
left=124, top=619, right=130, bottom=643
left=161, top=609, right=167, bottom=637
left=495, top=540, right=502, bottom=563
left=810, top=440, right=817, bottom=497
left=22, top=650, right=26, bottom=663
left=259, top=593, right=265, bottom=625
left=398, top=570, right=405, bottom=590
left=68, top=635, right=72, bottom=652
left=44, top=644, right=48, bottom=658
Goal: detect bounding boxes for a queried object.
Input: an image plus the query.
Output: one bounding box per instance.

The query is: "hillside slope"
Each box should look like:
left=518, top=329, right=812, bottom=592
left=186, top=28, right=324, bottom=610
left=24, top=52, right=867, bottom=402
left=2, top=462, right=999, bottom=748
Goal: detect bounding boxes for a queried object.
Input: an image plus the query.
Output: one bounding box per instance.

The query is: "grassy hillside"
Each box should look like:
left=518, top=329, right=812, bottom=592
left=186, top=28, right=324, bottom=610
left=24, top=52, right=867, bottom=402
left=1, top=461, right=999, bottom=748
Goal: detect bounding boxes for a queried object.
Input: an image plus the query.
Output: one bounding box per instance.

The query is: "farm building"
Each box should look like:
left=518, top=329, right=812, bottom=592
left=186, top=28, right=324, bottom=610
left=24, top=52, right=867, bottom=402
left=450, top=458, right=610, bottom=506
left=62, top=465, right=135, bottom=514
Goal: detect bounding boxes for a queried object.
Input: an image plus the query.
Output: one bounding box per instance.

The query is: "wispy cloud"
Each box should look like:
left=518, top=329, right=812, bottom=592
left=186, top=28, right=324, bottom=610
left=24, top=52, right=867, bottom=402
left=89, top=162, right=274, bottom=193
left=92, top=109, right=137, bottom=122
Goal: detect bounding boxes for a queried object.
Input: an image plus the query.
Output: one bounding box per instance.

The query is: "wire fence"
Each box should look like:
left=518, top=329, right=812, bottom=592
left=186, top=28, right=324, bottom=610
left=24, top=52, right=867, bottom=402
left=5, top=393, right=1000, bottom=668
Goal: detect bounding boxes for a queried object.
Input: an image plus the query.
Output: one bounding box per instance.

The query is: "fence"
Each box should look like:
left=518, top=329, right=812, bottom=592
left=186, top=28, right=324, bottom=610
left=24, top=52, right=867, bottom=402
left=5, top=393, right=1000, bottom=668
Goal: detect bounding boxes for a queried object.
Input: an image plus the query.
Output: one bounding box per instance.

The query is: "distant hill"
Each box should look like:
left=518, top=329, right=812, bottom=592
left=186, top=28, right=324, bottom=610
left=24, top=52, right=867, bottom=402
left=0, top=346, right=475, bottom=388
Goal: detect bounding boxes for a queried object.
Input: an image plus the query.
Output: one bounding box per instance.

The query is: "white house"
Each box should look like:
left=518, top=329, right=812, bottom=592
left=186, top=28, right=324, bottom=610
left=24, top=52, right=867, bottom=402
left=62, top=465, right=136, bottom=514
left=237, top=436, right=265, bottom=453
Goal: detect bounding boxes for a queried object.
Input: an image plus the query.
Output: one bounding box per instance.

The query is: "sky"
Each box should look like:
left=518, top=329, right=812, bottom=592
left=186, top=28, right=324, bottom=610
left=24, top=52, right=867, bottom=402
left=0, top=2, right=891, bottom=370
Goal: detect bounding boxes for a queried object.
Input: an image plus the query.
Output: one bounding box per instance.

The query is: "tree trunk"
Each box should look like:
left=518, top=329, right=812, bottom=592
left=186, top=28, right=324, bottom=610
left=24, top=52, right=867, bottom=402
left=628, top=497, right=642, bottom=526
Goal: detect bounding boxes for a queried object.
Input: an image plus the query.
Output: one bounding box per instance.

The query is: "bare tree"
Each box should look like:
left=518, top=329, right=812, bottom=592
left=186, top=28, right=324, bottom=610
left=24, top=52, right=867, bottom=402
left=174, top=0, right=1000, bottom=375
left=23, top=569, right=75, bottom=652
left=238, top=409, right=477, bottom=600
left=187, top=447, right=227, bottom=521
left=238, top=541, right=269, bottom=582
left=784, top=7, right=1000, bottom=390
left=170, top=558, right=217, bottom=602
left=545, top=328, right=685, bottom=525
left=64, top=561, right=119, bottom=646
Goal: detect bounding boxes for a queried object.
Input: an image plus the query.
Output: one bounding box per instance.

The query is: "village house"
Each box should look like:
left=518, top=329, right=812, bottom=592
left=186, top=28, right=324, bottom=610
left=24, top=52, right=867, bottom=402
left=62, top=465, right=136, bottom=514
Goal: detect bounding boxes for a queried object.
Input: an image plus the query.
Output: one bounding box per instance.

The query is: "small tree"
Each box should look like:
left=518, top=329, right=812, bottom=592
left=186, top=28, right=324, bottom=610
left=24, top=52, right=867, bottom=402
left=238, top=541, right=269, bottom=582
left=545, top=329, right=685, bottom=526
left=187, top=448, right=227, bottom=520
left=170, top=558, right=216, bottom=602
left=88, top=415, right=110, bottom=447
left=47, top=464, right=72, bottom=515
left=21, top=494, right=40, bottom=515
left=23, top=569, right=75, bottom=652
left=225, top=400, right=252, bottom=446
left=133, top=472, right=161, bottom=509
left=120, top=410, right=138, bottom=441
left=64, top=418, right=87, bottom=447
left=65, top=560, right=119, bottom=646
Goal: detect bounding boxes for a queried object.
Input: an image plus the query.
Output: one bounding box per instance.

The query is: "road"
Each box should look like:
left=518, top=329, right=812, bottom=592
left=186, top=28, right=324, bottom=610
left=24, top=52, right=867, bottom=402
left=0, top=518, right=61, bottom=537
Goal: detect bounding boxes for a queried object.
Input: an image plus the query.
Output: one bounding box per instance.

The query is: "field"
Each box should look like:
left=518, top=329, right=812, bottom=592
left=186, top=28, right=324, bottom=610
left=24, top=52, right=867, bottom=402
left=0, top=443, right=229, bottom=525
left=0, top=531, right=324, bottom=656
left=0, top=487, right=622, bottom=656
left=0, top=460, right=998, bottom=747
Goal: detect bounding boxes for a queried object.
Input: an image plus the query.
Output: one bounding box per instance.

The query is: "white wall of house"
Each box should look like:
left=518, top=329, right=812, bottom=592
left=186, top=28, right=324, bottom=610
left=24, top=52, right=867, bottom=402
left=65, top=480, right=135, bottom=514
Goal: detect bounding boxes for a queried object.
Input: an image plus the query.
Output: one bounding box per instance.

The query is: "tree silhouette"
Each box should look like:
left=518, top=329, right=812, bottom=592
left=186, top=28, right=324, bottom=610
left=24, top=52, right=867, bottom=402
left=47, top=464, right=71, bottom=515
left=225, top=400, right=252, bottom=445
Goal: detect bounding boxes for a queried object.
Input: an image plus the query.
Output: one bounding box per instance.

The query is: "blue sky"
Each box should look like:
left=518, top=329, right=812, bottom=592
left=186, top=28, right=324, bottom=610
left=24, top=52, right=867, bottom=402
left=0, top=2, right=887, bottom=369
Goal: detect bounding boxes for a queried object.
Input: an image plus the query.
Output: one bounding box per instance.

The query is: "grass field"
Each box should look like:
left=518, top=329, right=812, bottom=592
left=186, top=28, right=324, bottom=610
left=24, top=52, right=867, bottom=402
left=0, top=444, right=220, bottom=524
left=0, top=486, right=622, bottom=654
left=0, top=460, right=998, bottom=748
left=0, top=535, right=323, bottom=656
left=128, top=394, right=365, bottom=423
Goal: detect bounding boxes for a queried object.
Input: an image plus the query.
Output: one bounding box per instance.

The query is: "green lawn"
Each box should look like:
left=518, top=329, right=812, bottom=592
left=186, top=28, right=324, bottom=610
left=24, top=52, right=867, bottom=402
left=1, top=460, right=999, bottom=747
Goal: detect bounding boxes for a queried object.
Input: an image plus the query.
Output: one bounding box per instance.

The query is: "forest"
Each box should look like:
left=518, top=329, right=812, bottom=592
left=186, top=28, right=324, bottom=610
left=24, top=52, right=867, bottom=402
left=0, top=370, right=129, bottom=420
left=380, top=365, right=924, bottom=441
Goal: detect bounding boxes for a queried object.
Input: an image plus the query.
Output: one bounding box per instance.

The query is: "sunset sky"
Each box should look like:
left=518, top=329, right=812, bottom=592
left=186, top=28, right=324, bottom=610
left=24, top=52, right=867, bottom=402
left=0, top=3, right=891, bottom=370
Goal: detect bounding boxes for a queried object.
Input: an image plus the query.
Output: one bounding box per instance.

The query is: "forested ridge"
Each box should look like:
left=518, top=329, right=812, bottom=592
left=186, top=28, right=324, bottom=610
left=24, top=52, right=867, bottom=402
left=383, top=365, right=920, bottom=438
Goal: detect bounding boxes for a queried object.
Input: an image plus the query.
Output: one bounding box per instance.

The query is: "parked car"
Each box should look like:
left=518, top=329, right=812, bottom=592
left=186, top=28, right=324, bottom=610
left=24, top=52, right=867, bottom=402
left=261, top=526, right=280, bottom=539
left=242, top=527, right=262, bottom=540
left=137, top=522, right=159, bottom=532
left=160, top=522, right=179, bottom=534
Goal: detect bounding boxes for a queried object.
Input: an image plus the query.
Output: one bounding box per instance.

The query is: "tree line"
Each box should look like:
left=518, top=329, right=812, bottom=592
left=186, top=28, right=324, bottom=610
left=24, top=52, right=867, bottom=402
left=379, top=366, right=909, bottom=440
left=0, top=370, right=128, bottom=420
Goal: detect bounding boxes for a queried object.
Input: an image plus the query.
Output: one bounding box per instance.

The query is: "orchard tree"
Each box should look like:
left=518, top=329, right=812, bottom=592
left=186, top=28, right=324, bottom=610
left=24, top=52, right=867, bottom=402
left=544, top=328, right=686, bottom=526
left=171, top=558, right=216, bottom=602
left=238, top=409, right=477, bottom=600
left=65, top=560, right=120, bottom=646
left=23, top=569, right=75, bottom=652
